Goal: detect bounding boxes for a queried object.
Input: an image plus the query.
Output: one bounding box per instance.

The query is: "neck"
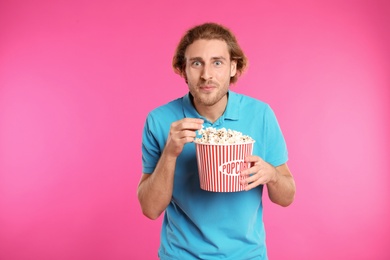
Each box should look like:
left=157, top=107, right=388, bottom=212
left=191, top=94, right=228, bottom=123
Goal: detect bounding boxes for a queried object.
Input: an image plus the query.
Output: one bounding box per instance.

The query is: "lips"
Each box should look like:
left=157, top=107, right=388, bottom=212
left=200, top=85, right=216, bottom=90
left=198, top=81, right=218, bottom=91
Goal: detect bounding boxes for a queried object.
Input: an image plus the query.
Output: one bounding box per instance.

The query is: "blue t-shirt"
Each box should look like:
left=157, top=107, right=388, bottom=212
left=142, top=91, right=288, bottom=260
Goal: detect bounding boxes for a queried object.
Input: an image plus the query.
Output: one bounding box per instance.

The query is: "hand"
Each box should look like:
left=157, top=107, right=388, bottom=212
left=164, top=118, right=204, bottom=158
left=240, top=155, right=278, bottom=191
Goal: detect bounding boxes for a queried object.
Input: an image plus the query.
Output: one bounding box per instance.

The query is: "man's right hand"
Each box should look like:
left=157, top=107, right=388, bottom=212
left=165, top=118, right=204, bottom=157
left=138, top=118, right=203, bottom=219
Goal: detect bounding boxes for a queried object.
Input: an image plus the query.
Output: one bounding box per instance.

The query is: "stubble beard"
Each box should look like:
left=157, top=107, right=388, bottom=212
left=191, top=80, right=229, bottom=107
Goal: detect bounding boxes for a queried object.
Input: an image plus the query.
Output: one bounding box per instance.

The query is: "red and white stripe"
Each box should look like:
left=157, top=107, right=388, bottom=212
left=195, top=142, right=254, bottom=192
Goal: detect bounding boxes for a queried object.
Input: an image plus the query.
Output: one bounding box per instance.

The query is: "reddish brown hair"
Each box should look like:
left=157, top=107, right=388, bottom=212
left=172, top=23, right=248, bottom=84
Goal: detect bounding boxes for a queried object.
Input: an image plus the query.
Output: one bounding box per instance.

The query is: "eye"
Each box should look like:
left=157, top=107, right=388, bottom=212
left=214, top=60, right=223, bottom=66
left=192, top=61, right=202, bottom=67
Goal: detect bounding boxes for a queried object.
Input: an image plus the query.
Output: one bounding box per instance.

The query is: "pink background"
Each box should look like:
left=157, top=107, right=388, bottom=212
left=1, top=0, right=389, bottom=259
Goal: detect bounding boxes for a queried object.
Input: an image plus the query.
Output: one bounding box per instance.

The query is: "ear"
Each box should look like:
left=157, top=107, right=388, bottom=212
left=230, top=60, right=237, bottom=77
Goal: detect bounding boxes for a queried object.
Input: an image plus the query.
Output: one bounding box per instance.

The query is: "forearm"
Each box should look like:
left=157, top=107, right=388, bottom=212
left=266, top=165, right=296, bottom=207
left=137, top=152, right=177, bottom=220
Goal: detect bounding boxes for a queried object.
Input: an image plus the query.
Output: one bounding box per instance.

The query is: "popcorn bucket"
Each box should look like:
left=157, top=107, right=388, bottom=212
left=195, top=142, right=254, bottom=192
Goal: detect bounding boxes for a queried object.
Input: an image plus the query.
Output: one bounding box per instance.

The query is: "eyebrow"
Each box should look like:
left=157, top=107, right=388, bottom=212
left=188, top=56, right=228, bottom=62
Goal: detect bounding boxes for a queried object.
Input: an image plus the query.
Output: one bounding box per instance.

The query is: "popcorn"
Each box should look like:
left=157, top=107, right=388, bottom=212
left=194, top=127, right=254, bottom=144
left=194, top=126, right=255, bottom=192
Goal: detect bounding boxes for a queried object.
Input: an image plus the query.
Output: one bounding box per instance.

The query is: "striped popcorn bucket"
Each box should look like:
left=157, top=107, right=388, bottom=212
left=195, top=142, right=254, bottom=192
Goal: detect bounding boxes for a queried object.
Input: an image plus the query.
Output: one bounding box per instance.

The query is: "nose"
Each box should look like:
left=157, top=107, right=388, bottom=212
left=201, top=64, right=212, bottom=80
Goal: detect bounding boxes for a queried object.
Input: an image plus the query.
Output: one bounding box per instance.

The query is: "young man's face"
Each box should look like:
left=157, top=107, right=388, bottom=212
left=184, top=39, right=237, bottom=109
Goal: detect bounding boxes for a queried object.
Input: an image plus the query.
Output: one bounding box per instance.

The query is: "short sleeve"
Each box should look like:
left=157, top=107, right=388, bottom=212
left=141, top=114, right=161, bottom=174
left=263, top=105, right=288, bottom=166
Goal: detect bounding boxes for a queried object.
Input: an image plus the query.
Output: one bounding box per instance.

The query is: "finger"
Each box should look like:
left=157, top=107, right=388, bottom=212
left=244, top=174, right=267, bottom=191
left=180, top=118, right=204, bottom=128
left=243, top=169, right=263, bottom=183
left=240, top=161, right=259, bottom=177
left=182, top=129, right=197, bottom=137
left=240, top=167, right=252, bottom=177
left=176, top=130, right=197, bottom=141
left=244, top=181, right=260, bottom=191
left=174, top=121, right=203, bottom=131
left=182, top=118, right=204, bottom=124
left=244, top=155, right=263, bottom=164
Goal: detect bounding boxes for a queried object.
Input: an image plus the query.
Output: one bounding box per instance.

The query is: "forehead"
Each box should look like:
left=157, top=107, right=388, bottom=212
left=185, top=39, right=230, bottom=60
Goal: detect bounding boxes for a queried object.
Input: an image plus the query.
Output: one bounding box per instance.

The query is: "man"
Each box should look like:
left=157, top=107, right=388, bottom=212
left=138, top=22, right=296, bottom=259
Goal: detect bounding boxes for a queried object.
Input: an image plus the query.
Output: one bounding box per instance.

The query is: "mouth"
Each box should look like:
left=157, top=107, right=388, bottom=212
left=200, top=85, right=216, bottom=91
left=198, top=82, right=217, bottom=92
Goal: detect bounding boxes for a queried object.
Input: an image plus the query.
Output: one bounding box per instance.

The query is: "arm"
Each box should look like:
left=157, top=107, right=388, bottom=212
left=266, top=163, right=296, bottom=207
left=137, top=118, right=203, bottom=220
left=241, top=157, right=296, bottom=207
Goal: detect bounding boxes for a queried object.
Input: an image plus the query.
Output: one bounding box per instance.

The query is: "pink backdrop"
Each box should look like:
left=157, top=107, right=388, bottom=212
left=1, top=1, right=389, bottom=259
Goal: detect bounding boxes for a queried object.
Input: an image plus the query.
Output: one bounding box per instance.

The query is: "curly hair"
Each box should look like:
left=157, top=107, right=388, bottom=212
left=172, top=23, right=248, bottom=84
